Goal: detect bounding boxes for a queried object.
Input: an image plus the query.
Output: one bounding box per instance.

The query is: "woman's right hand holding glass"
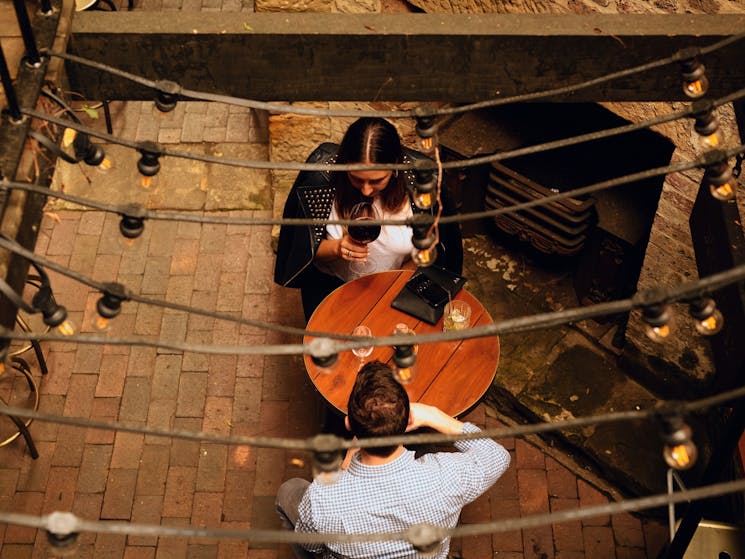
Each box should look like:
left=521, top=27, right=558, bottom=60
left=338, top=235, right=369, bottom=262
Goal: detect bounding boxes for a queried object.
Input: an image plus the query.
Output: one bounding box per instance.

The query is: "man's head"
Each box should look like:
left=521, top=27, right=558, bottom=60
left=347, top=360, right=410, bottom=457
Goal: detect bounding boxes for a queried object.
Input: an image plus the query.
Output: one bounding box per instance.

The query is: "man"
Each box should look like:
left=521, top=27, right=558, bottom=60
left=276, top=360, right=511, bottom=558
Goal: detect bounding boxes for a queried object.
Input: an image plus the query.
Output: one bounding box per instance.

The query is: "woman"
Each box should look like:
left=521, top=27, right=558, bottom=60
left=274, top=117, right=463, bottom=321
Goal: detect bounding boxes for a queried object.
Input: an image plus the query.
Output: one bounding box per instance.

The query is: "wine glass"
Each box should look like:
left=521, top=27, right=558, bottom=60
left=347, top=201, right=381, bottom=277
left=351, top=325, right=373, bottom=369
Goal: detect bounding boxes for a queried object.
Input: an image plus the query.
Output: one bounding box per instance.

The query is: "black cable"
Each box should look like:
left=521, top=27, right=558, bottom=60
left=40, top=86, right=83, bottom=124
left=22, top=82, right=745, bottom=174
left=4, top=140, right=745, bottom=231
left=0, top=233, right=360, bottom=342
left=3, top=372, right=745, bottom=453
left=0, top=227, right=742, bottom=354
left=0, top=277, right=36, bottom=313
left=2, top=472, right=745, bottom=546
left=27, top=130, right=78, bottom=164
left=41, top=32, right=745, bottom=119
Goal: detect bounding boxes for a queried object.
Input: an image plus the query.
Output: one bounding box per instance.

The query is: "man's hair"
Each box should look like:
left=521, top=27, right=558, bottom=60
left=347, top=360, right=410, bottom=457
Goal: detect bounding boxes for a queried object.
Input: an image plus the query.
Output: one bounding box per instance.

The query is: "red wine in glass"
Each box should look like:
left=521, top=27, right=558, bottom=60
left=348, top=202, right=381, bottom=275
left=348, top=221, right=381, bottom=244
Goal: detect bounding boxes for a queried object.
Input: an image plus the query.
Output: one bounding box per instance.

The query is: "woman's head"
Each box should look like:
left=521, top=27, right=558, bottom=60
left=333, top=118, right=408, bottom=215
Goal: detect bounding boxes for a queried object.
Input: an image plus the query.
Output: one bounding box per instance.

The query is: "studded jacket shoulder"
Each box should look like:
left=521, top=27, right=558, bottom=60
left=273, top=143, right=463, bottom=289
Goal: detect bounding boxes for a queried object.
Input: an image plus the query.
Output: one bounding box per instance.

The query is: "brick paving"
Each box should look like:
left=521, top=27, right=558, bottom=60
left=0, top=206, right=671, bottom=558
left=2, top=2, right=667, bottom=555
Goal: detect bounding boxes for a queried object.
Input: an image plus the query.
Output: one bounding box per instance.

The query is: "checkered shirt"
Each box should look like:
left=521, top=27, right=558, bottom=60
left=295, top=422, right=511, bottom=558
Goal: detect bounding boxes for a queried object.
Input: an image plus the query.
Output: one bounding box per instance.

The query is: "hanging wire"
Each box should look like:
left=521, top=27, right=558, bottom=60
left=40, top=32, right=745, bottom=119
left=0, top=233, right=356, bottom=341
left=3, top=140, right=745, bottom=232
left=3, top=477, right=745, bottom=545
left=21, top=82, right=745, bottom=175
left=2, top=381, right=745, bottom=452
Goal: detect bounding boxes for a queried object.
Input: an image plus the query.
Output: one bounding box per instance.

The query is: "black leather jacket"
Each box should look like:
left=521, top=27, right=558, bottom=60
left=273, top=142, right=463, bottom=289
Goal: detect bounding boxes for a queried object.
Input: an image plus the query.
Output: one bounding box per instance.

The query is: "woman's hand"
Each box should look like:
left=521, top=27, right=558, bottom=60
left=337, top=235, right=369, bottom=262
left=314, top=237, right=368, bottom=263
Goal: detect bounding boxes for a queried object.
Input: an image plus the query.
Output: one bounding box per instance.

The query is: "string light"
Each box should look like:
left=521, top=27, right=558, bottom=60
left=94, top=283, right=127, bottom=332
left=45, top=512, right=80, bottom=558
left=410, top=217, right=437, bottom=268
left=118, top=204, right=146, bottom=248
left=691, top=99, right=724, bottom=149
left=414, top=109, right=437, bottom=154
left=310, top=434, right=344, bottom=485
left=72, top=132, right=112, bottom=172
left=137, top=141, right=162, bottom=189
left=688, top=297, right=724, bottom=336
left=702, top=149, right=737, bottom=201
left=412, top=163, right=436, bottom=210
left=308, top=338, right=339, bottom=374
left=154, top=80, right=180, bottom=113
left=656, top=404, right=698, bottom=471
left=392, top=343, right=416, bottom=384
left=408, top=524, right=444, bottom=557
left=31, top=284, right=75, bottom=336
left=677, top=47, right=709, bottom=99
left=641, top=303, right=672, bottom=343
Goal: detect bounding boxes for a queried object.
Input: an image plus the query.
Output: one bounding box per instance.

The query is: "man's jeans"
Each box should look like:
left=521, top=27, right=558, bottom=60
left=276, top=478, right=320, bottom=559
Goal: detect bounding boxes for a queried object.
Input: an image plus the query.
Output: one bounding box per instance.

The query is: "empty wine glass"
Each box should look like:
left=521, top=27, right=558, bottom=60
left=351, top=325, right=373, bottom=369
left=347, top=201, right=381, bottom=277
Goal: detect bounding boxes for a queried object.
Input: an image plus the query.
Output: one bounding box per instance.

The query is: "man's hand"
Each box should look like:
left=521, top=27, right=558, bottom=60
left=407, top=403, right=464, bottom=435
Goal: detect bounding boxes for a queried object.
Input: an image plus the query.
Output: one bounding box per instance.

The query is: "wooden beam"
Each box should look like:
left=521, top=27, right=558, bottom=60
left=66, top=13, right=745, bottom=103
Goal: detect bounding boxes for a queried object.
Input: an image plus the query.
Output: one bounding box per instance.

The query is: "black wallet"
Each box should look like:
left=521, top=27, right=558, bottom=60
left=391, top=266, right=467, bottom=324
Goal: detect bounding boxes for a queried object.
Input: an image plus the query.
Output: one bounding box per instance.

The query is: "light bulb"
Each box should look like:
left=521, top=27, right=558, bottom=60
left=56, top=319, right=75, bottom=337
left=663, top=440, right=698, bottom=470
left=311, top=435, right=343, bottom=485
left=93, top=315, right=111, bottom=332
left=684, top=75, right=709, bottom=99
left=96, top=156, right=113, bottom=173
left=392, top=345, right=416, bottom=384
left=309, top=338, right=339, bottom=375
left=415, top=115, right=437, bottom=154
left=699, top=130, right=724, bottom=150
left=689, top=298, right=724, bottom=336
left=46, top=512, right=80, bottom=558
left=709, top=180, right=736, bottom=201
left=394, top=364, right=416, bottom=384
left=645, top=322, right=671, bottom=343
left=642, top=303, right=672, bottom=343
left=140, top=175, right=155, bottom=189
left=412, top=246, right=437, bottom=267
left=414, top=191, right=433, bottom=210
left=419, top=137, right=434, bottom=153
left=393, top=323, right=418, bottom=354
left=137, top=142, right=162, bottom=190
left=409, top=524, right=444, bottom=557
left=694, top=310, right=724, bottom=335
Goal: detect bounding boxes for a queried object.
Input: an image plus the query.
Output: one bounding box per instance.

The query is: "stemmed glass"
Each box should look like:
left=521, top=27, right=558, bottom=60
left=347, top=201, right=381, bottom=277
left=351, top=325, right=373, bottom=370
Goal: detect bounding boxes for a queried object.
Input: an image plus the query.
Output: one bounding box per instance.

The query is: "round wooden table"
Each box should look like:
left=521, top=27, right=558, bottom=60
left=304, top=270, right=500, bottom=418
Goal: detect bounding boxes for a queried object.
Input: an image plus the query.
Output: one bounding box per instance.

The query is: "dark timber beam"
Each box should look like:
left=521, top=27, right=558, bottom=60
left=67, top=13, right=745, bottom=103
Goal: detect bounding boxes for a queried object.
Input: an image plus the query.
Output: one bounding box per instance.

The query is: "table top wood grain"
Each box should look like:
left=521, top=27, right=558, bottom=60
left=304, top=270, right=500, bottom=417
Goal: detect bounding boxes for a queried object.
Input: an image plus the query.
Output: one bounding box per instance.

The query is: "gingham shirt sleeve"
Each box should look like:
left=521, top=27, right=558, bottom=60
left=451, top=422, right=511, bottom=503
left=295, top=487, right=325, bottom=553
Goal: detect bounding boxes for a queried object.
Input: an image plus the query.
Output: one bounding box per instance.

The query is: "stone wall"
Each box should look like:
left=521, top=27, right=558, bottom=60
left=260, top=0, right=745, bottom=397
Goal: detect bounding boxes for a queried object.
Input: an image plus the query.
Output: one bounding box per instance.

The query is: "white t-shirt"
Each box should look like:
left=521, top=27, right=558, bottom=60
left=317, top=199, right=414, bottom=282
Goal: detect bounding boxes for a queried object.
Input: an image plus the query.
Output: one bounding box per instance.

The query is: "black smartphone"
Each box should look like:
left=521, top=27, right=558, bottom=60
left=405, top=273, right=449, bottom=308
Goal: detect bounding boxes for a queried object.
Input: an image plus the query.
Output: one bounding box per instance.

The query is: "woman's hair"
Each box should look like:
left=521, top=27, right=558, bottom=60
left=332, top=117, right=409, bottom=218
left=347, top=360, right=410, bottom=457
